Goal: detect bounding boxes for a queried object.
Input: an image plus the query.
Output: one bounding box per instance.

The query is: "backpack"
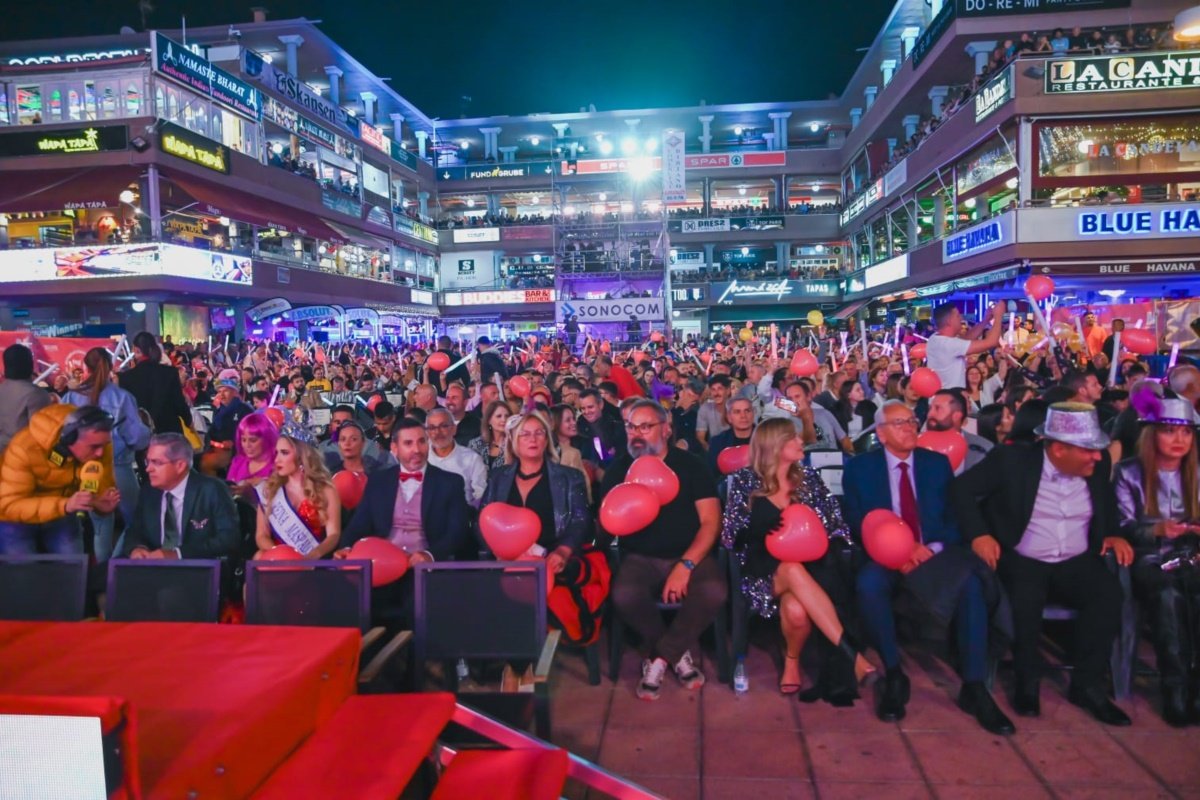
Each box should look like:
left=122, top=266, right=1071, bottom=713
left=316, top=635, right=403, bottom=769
left=547, top=546, right=611, bottom=646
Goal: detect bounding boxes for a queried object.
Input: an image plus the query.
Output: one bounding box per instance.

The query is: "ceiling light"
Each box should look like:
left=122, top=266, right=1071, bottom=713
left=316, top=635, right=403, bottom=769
left=734, top=126, right=743, bottom=136
left=530, top=136, right=540, bottom=146
left=621, top=137, right=638, bottom=155
left=598, top=193, right=607, bottom=202
left=741, top=246, right=750, bottom=256
left=644, top=137, right=657, bottom=152
left=811, top=182, right=820, bottom=192
left=810, top=122, right=820, bottom=133
left=466, top=198, right=475, bottom=207
left=1175, top=5, right=1200, bottom=40
left=530, top=194, right=540, bottom=204
left=261, top=53, right=273, bottom=64
left=1006, top=177, right=1019, bottom=189
left=118, top=190, right=136, bottom=204
left=964, top=197, right=977, bottom=209
left=599, top=140, right=614, bottom=155
left=1077, top=139, right=1093, bottom=154
left=738, top=186, right=747, bottom=196
left=814, top=244, right=825, bottom=253
left=131, top=302, right=146, bottom=312
left=460, top=140, right=469, bottom=150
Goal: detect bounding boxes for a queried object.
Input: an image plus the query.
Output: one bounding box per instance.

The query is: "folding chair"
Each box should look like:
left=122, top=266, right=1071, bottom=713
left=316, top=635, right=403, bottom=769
left=105, top=559, right=221, bottom=622
left=414, top=561, right=559, bottom=740
left=244, top=560, right=411, bottom=688
left=0, top=554, right=88, bottom=621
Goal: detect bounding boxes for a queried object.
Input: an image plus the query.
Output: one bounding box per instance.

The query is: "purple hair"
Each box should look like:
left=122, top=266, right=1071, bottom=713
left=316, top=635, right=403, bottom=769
left=232, top=411, right=280, bottom=461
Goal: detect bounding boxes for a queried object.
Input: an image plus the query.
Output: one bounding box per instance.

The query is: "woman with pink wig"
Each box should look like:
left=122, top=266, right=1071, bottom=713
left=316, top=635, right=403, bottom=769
left=227, top=411, right=279, bottom=487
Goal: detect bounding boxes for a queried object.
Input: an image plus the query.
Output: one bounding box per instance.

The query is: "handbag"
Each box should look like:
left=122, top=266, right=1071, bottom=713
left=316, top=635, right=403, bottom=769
left=179, top=417, right=204, bottom=453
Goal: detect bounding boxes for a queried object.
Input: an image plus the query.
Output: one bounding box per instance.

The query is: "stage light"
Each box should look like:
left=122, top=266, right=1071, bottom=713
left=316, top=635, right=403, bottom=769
left=118, top=190, right=136, bottom=204
left=621, top=137, right=638, bottom=155
left=644, top=137, right=657, bottom=152
left=599, top=139, right=614, bottom=155
left=131, top=302, right=146, bottom=312
left=628, top=157, right=652, bottom=182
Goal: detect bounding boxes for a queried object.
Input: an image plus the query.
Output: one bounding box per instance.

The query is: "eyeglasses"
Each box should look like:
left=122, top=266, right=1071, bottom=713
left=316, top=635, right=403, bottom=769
left=427, top=423, right=454, bottom=432
left=880, top=418, right=919, bottom=429
left=517, top=429, right=548, bottom=439
left=624, top=421, right=664, bottom=435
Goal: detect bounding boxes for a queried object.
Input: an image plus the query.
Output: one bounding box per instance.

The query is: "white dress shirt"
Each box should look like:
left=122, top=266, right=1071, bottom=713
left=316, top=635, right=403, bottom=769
left=398, top=464, right=427, bottom=502
left=1017, top=457, right=1092, bottom=563
left=883, top=449, right=916, bottom=519
left=428, top=443, right=488, bottom=507
left=161, top=475, right=188, bottom=553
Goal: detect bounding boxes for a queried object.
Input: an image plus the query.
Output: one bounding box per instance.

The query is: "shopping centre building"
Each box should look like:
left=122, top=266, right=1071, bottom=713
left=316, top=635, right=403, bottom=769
left=0, top=0, right=1197, bottom=343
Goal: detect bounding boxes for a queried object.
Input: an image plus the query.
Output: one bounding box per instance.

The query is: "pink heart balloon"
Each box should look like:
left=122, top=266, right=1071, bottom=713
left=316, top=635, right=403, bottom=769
left=479, top=502, right=541, bottom=559
left=862, top=509, right=916, bottom=570
left=349, top=537, right=410, bottom=586
left=766, top=504, right=829, bottom=563
left=626, top=455, right=680, bottom=505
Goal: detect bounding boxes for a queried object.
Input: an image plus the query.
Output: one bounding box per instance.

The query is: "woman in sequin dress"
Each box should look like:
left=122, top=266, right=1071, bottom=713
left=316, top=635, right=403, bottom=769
left=255, top=435, right=342, bottom=559
left=722, top=417, right=873, bottom=697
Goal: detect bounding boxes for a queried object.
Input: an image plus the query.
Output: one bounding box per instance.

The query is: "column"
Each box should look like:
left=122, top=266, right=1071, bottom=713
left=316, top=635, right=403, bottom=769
left=849, top=108, right=862, bottom=130
left=863, top=86, right=879, bottom=110
left=417, top=191, right=430, bottom=219
left=775, top=176, right=785, bottom=211
left=768, top=112, right=791, bottom=151
left=703, top=243, right=716, bottom=271
left=928, top=85, right=950, bottom=118
left=389, top=112, right=404, bottom=143
left=702, top=178, right=712, bottom=216
left=762, top=132, right=776, bottom=152
left=698, top=114, right=714, bottom=154
left=0, top=213, right=8, bottom=248
left=278, top=35, right=304, bottom=78
left=486, top=194, right=499, bottom=215
left=886, top=138, right=897, bottom=159
left=146, top=164, right=162, bottom=241
left=933, top=195, right=946, bottom=237
left=360, top=91, right=377, bottom=125
left=775, top=242, right=790, bottom=276
left=906, top=202, right=919, bottom=245
left=965, top=41, right=998, bottom=75
left=880, top=59, right=897, bottom=86
left=324, top=66, right=342, bottom=105
left=901, top=27, right=920, bottom=60
left=902, top=114, right=920, bottom=140
left=480, top=127, right=501, bottom=160
left=498, top=146, right=517, bottom=164
left=415, top=130, right=428, bottom=159
left=1018, top=117, right=1033, bottom=205
left=551, top=122, right=569, bottom=154
left=142, top=302, right=162, bottom=338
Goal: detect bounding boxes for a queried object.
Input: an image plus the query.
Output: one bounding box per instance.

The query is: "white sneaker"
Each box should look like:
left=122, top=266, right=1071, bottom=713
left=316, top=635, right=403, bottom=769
left=673, top=650, right=705, bottom=690
left=637, top=657, right=668, bottom=701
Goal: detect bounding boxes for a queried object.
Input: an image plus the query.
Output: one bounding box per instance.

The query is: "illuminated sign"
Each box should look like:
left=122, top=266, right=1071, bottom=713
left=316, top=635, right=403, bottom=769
left=395, top=215, right=439, bottom=244
left=438, top=163, right=553, bottom=180
left=562, top=151, right=786, bottom=175
left=160, top=122, right=230, bottom=173
left=410, top=289, right=435, bottom=305
left=287, top=305, right=344, bottom=322
left=152, top=33, right=261, bottom=120
left=242, top=50, right=358, bottom=138
left=358, top=121, right=389, bottom=154
left=5, top=48, right=144, bottom=67
left=863, top=254, right=909, bottom=289
left=247, top=297, right=292, bottom=322
left=1080, top=207, right=1200, bottom=236
left=959, top=0, right=1128, bottom=16
left=839, top=179, right=883, bottom=226
left=0, top=125, right=127, bottom=157
left=681, top=218, right=730, bottom=233
left=443, top=289, right=556, bottom=306
left=0, top=243, right=251, bottom=284
left=974, top=66, right=1013, bottom=123
left=1047, top=49, right=1200, bottom=94
left=713, top=279, right=838, bottom=304
left=452, top=227, right=501, bottom=244
left=557, top=298, right=665, bottom=322
left=1037, top=258, right=1200, bottom=275
left=943, top=215, right=1011, bottom=262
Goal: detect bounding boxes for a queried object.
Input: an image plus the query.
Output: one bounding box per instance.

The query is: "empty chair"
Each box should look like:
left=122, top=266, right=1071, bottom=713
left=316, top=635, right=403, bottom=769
left=0, top=555, right=88, bottom=621
left=105, top=559, right=221, bottom=623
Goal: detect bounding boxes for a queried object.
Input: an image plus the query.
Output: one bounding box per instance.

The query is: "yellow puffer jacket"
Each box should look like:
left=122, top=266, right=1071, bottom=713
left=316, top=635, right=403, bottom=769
left=0, top=403, right=115, bottom=525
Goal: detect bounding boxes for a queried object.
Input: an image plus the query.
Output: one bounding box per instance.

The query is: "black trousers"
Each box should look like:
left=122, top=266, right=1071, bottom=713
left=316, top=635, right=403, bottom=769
left=1133, top=557, right=1200, bottom=688
left=998, top=550, right=1121, bottom=689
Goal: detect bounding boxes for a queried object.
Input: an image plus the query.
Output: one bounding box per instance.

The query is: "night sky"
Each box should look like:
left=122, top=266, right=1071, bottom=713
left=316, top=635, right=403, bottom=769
left=3, top=0, right=897, bottom=119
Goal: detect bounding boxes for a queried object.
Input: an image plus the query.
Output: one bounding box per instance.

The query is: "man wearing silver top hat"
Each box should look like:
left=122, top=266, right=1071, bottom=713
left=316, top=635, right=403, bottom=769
left=1114, top=393, right=1200, bottom=726
left=952, top=402, right=1135, bottom=726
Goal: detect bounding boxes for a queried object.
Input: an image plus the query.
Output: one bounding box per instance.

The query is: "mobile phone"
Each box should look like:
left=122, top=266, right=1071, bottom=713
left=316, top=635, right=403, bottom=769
left=775, top=398, right=798, bottom=413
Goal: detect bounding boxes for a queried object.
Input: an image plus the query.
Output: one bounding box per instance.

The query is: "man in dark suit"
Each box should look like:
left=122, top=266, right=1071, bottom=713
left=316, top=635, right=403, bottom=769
left=117, top=331, right=191, bottom=435
left=121, top=433, right=240, bottom=560
left=844, top=400, right=1013, bottom=734
left=337, top=418, right=471, bottom=626
left=952, top=402, right=1134, bottom=726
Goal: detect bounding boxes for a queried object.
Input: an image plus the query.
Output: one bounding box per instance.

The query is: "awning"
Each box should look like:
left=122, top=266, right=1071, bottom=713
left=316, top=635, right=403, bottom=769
left=323, top=219, right=392, bottom=250
left=0, top=166, right=142, bottom=213
left=160, top=171, right=345, bottom=242
left=826, top=298, right=871, bottom=319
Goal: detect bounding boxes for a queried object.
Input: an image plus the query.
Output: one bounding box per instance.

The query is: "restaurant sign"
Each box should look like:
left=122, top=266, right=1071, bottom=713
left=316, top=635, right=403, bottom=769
left=160, top=122, right=230, bottom=173
left=0, top=125, right=127, bottom=157
left=152, top=33, right=261, bottom=120
left=1046, top=49, right=1200, bottom=94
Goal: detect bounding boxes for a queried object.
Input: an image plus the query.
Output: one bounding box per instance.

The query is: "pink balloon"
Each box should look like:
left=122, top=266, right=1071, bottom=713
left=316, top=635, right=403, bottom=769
left=264, top=407, right=285, bottom=428
left=650, top=331, right=664, bottom=343
left=1121, top=327, right=1157, bottom=356
left=766, top=504, right=829, bottom=563
left=717, top=445, right=751, bottom=475
left=790, top=349, right=819, bottom=377
left=349, top=537, right=410, bottom=587
left=332, top=470, right=366, bottom=510
left=365, top=395, right=382, bottom=413
left=862, top=509, right=916, bottom=570
left=600, top=483, right=660, bottom=536
left=427, top=351, right=451, bottom=371
left=917, top=430, right=967, bottom=471
left=1024, top=275, right=1055, bottom=302
left=509, top=375, right=531, bottom=398
left=260, top=545, right=303, bottom=561
left=479, top=502, right=541, bottom=559
left=909, top=342, right=927, bottom=360
left=909, top=367, right=941, bottom=398
left=626, top=455, right=680, bottom=505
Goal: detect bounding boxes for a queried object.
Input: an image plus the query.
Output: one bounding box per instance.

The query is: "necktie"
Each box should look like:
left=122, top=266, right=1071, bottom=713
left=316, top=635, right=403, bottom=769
left=897, top=462, right=922, bottom=543
left=399, top=472, right=423, bottom=483
left=163, top=493, right=181, bottom=551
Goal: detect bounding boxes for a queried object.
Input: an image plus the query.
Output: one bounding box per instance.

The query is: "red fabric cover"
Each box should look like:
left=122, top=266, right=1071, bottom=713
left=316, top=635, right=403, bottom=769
left=608, top=364, right=645, bottom=400
left=0, top=693, right=141, bottom=799
left=0, top=621, right=359, bottom=799
left=432, top=748, right=570, bottom=800
left=254, top=693, right=456, bottom=800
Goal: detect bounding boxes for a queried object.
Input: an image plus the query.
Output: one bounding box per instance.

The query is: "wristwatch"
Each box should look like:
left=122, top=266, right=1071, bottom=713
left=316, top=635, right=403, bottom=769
left=678, top=559, right=696, bottom=571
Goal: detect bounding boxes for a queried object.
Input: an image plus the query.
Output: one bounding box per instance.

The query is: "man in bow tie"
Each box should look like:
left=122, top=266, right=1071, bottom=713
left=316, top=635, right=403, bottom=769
left=338, top=418, right=471, bottom=625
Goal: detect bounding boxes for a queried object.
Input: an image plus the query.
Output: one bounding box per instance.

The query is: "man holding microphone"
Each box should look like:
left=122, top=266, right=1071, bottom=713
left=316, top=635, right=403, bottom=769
left=0, top=405, right=119, bottom=554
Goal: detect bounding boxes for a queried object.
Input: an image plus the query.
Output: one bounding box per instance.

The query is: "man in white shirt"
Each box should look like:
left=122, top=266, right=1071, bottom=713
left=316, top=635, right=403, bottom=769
left=425, top=408, right=487, bottom=508
left=926, top=302, right=1005, bottom=390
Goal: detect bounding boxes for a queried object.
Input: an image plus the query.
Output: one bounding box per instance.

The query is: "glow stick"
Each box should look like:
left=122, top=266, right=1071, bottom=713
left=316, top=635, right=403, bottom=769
left=911, top=333, right=928, bottom=341
left=893, top=321, right=901, bottom=352
left=829, top=348, right=838, bottom=372
left=902, top=344, right=911, bottom=375
left=783, top=331, right=791, bottom=358
left=1135, top=319, right=1144, bottom=328
left=1169, top=343, right=1180, bottom=371
left=269, top=386, right=280, bottom=407
left=1108, top=331, right=1121, bottom=387
left=1026, top=294, right=1056, bottom=352
left=839, top=331, right=848, bottom=355
left=770, top=324, right=777, bottom=361
left=33, top=363, right=59, bottom=384
left=1007, top=312, right=1015, bottom=346
left=445, top=351, right=476, bottom=374
left=1074, top=315, right=1085, bottom=348
left=860, top=320, right=868, bottom=363
left=207, top=335, right=212, bottom=356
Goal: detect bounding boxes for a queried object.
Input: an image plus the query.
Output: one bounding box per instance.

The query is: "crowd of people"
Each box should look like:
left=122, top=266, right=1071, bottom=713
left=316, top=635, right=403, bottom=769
left=1, top=304, right=1198, bottom=731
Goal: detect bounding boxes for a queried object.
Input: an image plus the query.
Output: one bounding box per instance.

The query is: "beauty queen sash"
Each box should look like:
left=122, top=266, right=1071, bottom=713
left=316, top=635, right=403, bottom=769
left=256, top=484, right=321, bottom=555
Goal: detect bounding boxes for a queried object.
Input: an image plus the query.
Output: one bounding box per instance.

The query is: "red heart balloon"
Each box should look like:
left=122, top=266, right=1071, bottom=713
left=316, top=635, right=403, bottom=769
left=909, top=367, right=942, bottom=399
left=365, top=395, right=382, bottom=413
left=909, top=342, right=927, bottom=360
left=427, top=351, right=451, bottom=371
left=260, top=544, right=303, bottom=561
left=1024, top=274, right=1055, bottom=302
left=717, top=445, right=751, bottom=475
left=1121, top=327, right=1157, bottom=356
left=862, top=509, right=916, bottom=570
left=650, top=331, right=664, bottom=343
left=332, top=470, right=367, bottom=510
left=790, top=349, right=819, bottom=377
left=626, top=455, right=680, bottom=505
left=599, top=482, right=660, bottom=536
left=264, top=407, right=285, bottom=428
left=766, top=504, right=829, bottom=563
left=917, top=430, right=967, bottom=471
left=349, top=537, right=410, bottom=586
left=479, top=502, right=541, bottom=559
left=508, top=375, right=531, bottom=398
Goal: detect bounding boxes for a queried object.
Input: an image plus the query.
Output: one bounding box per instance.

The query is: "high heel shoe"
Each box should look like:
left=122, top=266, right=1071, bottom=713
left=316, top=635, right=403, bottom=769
left=779, top=654, right=803, bottom=695
left=837, top=632, right=876, bottom=685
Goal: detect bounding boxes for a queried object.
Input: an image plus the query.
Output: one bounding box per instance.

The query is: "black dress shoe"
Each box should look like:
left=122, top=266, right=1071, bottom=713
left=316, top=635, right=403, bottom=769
left=875, top=668, right=910, bottom=722
left=1162, top=686, right=1190, bottom=728
left=1012, top=680, right=1041, bottom=718
left=958, top=682, right=1016, bottom=735
left=1068, top=685, right=1132, bottom=727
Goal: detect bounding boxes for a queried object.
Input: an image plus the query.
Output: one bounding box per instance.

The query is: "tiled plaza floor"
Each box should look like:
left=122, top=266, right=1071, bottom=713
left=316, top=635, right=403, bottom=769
left=539, top=637, right=1200, bottom=800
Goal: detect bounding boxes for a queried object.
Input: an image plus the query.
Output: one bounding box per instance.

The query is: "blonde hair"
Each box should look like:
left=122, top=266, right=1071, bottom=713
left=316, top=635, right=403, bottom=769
left=504, top=411, right=560, bottom=466
left=1138, top=424, right=1200, bottom=520
left=749, top=417, right=805, bottom=499
left=264, top=436, right=335, bottom=523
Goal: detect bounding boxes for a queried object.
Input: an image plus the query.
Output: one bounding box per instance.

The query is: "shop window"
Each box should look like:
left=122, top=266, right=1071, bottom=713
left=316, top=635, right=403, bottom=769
left=68, top=89, right=81, bottom=121
left=155, top=87, right=164, bottom=116
left=124, top=83, right=141, bottom=115
left=100, top=84, right=117, bottom=117
left=166, top=89, right=178, bottom=121
left=16, top=85, right=41, bottom=125
left=83, top=82, right=97, bottom=120
left=1039, top=116, right=1200, bottom=181
left=47, top=89, right=63, bottom=121
left=0, top=84, right=9, bottom=125
left=956, top=134, right=1016, bottom=197
left=211, top=111, right=223, bottom=143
